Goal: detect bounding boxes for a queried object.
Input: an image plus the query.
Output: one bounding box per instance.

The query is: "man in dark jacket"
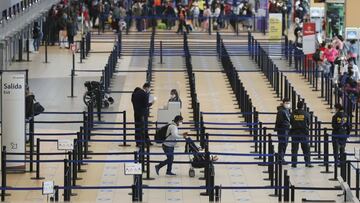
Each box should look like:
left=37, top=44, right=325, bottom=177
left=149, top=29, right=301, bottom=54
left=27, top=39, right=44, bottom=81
left=290, top=101, right=313, bottom=168
left=132, top=83, right=152, bottom=147
left=275, top=98, right=291, bottom=163
left=332, top=103, right=351, bottom=167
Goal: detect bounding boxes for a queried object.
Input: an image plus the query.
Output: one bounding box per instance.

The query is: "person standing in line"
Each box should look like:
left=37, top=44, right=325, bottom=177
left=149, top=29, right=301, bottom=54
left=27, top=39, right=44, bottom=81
left=131, top=83, right=154, bottom=147
left=32, top=22, right=43, bottom=53
left=275, top=98, right=291, bottom=164
left=155, top=115, right=187, bottom=176
left=290, top=101, right=313, bottom=168
left=332, top=104, right=351, bottom=167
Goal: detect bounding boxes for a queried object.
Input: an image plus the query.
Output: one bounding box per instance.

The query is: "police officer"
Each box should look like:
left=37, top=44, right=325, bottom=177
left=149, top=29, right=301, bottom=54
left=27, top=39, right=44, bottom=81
left=290, top=101, right=313, bottom=168
left=332, top=103, right=351, bottom=167
left=275, top=98, right=291, bottom=164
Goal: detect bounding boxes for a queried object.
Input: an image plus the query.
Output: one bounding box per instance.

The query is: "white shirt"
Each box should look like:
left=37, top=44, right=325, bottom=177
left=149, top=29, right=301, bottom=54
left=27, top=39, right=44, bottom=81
left=163, top=122, right=183, bottom=147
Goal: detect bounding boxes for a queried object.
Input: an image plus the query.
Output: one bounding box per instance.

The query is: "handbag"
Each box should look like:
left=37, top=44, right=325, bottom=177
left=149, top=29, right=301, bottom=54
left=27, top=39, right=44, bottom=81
left=33, top=102, right=45, bottom=116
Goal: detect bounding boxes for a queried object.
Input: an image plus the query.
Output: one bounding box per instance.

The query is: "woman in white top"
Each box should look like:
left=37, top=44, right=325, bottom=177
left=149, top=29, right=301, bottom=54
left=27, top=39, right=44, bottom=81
left=202, top=6, right=212, bottom=32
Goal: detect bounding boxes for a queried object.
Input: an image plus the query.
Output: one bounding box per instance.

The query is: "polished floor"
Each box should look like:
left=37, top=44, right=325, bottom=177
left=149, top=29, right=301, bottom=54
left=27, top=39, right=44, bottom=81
left=3, top=28, right=357, bottom=203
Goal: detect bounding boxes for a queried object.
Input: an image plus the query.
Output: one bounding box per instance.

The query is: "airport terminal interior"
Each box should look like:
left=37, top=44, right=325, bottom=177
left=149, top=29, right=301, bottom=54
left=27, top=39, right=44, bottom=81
left=1, top=0, right=360, bottom=202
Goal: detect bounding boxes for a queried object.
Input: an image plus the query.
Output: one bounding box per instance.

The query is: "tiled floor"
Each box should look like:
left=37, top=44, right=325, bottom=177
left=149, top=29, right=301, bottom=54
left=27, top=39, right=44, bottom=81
left=2, top=29, right=356, bottom=203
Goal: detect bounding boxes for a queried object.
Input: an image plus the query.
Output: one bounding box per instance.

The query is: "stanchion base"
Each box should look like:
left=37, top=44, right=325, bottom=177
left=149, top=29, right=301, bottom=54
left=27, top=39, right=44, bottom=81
left=263, top=178, right=270, bottom=181
left=81, top=163, right=88, bottom=166
left=250, top=151, right=258, bottom=154
left=334, top=185, right=341, bottom=189
left=78, top=169, right=87, bottom=173
left=318, top=164, right=326, bottom=167
left=199, top=177, right=205, bottom=180
left=269, top=194, right=278, bottom=197
left=254, top=157, right=262, bottom=160
left=143, top=177, right=155, bottom=181
left=119, top=144, right=131, bottom=147
left=31, top=177, right=45, bottom=180
left=25, top=170, right=36, bottom=173
left=320, top=171, right=333, bottom=174
left=200, top=192, right=209, bottom=196
left=250, top=145, right=255, bottom=148
left=70, top=193, right=78, bottom=196
left=84, top=157, right=93, bottom=160
left=328, top=178, right=337, bottom=181
left=257, top=163, right=267, bottom=166
left=262, top=170, right=269, bottom=174
left=67, top=96, right=77, bottom=98
left=76, top=177, right=83, bottom=180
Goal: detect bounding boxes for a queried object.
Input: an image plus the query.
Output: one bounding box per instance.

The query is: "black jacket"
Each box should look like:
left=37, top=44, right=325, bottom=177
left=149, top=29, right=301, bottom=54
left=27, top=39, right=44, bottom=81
left=131, top=87, right=149, bottom=116
left=276, top=106, right=290, bottom=131
left=290, top=109, right=310, bottom=135
left=332, top=110, right=351, bottom=137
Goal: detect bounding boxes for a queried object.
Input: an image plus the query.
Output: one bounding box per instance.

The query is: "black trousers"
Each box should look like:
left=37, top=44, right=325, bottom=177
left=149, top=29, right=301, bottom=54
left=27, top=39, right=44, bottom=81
left=134, top=113, right=150, bottom=146
left=134, top=113, right=145, bottom=146
left=332, top=137, right=347, bottom=165
left=291, top=136, right=311, bottom=165
left=277, top=129, right=289, bottom=161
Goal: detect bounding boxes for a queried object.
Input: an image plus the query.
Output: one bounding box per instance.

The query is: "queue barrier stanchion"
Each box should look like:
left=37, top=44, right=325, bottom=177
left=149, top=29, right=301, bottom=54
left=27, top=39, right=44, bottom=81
left=76, top=131, right=86, bottom=173
left=321, top=129, right=333, bottom=174
left=143, top=143, right=155, bottom=181
left=31, top=138, right=45, bottom=180
left=356, top=168, right=359, bottom=198
left=270, top=153, right=279, bottom=197
left=29, top=116, right=35, bottom=172
left=63, top=158, right=70, bottom=201
left=1, top=146, right=6, bottom=201
left=122, top=111, right=130, bottom=146
left=284, top=170, right=289, bottom=202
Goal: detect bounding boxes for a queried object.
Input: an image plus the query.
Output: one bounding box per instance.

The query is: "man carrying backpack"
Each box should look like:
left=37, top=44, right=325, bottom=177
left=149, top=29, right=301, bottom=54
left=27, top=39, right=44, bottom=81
left=155, top=115, right=187, bottom=176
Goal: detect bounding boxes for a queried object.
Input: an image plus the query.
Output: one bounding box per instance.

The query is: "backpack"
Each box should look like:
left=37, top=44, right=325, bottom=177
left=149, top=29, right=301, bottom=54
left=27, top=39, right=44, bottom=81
left=155, top=124, right=172, bottom=143
left=33, top=27, right=39, bottom=39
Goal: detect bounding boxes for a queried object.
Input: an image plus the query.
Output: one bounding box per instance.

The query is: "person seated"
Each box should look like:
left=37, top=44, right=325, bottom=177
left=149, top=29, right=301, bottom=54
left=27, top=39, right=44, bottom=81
left=168, top=89, right=182, bottom=107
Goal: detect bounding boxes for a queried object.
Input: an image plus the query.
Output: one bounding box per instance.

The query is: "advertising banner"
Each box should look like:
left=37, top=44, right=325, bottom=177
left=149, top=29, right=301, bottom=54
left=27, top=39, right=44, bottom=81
left=1, top=72, right=25, bottom=169
left=269, top=13, right=282, bottom=40
left=303, top=22, right=316, bottom=54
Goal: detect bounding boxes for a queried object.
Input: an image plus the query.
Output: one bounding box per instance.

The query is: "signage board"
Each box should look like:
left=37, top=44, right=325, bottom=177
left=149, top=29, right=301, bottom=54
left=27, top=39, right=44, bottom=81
left=57, top=139, right=73, bottom=151
left=303, top=23, right=316, bottom=54
left=269, top=13, right=282, bottom=40
left=124, top=163, right=142, bottom=175
left=1, top=72, right=25, bottom=169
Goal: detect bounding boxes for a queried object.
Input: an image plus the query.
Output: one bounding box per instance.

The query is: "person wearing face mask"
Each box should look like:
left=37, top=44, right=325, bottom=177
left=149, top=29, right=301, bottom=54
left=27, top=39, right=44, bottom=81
left=155, top=115, right=188, bottom=176
left=275, top=98, right=291, bottom=164
left=168, top=89, right=182, bottom=107
left=290, top=101, right=313, bottom=168
left=131, top=83, right=154, bottom=147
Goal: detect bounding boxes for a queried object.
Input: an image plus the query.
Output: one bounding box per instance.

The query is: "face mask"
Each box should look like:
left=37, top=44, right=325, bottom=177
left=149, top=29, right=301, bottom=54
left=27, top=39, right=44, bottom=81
left=171, top=94, right=176, bottom=99
left=284, top=104, right=291, bottom=109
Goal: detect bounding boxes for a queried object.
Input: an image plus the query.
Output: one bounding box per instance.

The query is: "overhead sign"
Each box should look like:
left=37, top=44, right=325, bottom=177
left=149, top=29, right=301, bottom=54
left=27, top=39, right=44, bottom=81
left=269, top=13, right=282, bottom=40
left=42, top=181, right=55, bottom=195
left=325, top=0, right=344, bottom=3
left=303, top=23, right=316, bottom=55
left=345, top=28, right=359, bottom=40
left=1, top=72, right=25, bottom=169
left=57, top=139, right=73, bottom=151
left=124, top=163, right=142, bottom=175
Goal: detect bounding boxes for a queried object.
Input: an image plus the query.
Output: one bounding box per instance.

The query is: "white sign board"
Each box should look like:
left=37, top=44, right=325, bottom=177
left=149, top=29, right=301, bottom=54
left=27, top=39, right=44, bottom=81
left=57, top=139, right=74, bottom=151
left=42, top=181, right=54, bottom=195
left=124, top=163, right=142, bottom=175
left=1, top=72, right=25, bottom=168
left=345, top=28, right=359, bottom=40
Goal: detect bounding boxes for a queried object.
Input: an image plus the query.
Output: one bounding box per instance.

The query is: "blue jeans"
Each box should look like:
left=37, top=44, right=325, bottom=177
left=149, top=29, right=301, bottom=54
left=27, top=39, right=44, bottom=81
left=33, top=37, right=41, bottom=51
left=158, top=145, right=174, bottom=173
